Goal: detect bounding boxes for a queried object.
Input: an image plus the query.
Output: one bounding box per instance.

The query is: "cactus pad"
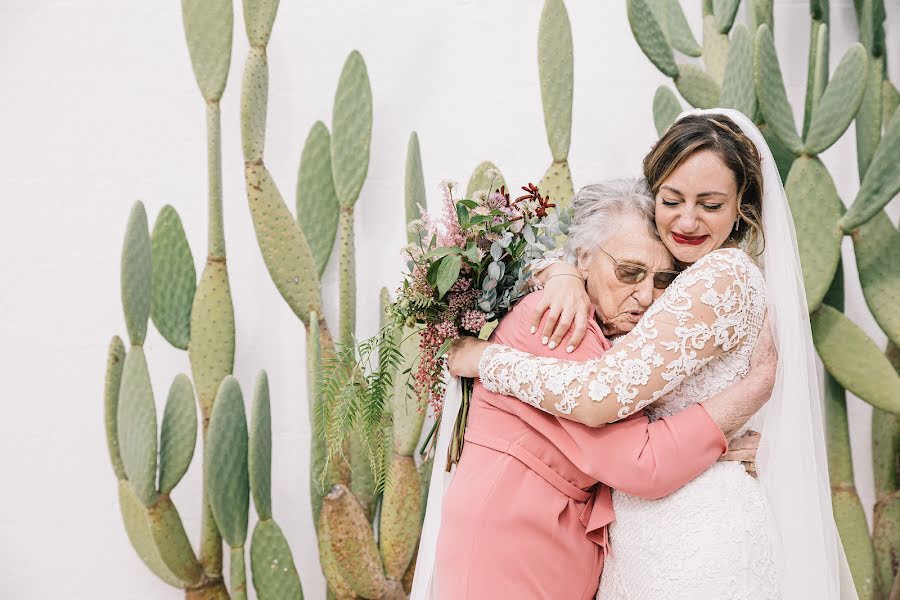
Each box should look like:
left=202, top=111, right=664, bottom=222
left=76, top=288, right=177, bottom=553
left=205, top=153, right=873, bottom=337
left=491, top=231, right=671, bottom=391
left=379, top=454, right=423, bottom=579
left=466, top=161, right=506, bottom=198
left=249, top=370, right=273, bottom=520
left=331, top=51, right=372, bottom=207
left=117, top=480, right=183, bottom=588
left=784, top=157, right=843, bottom=312
left=855, top=56, right=884, bottom=179
left=105, top=336, right=127, bottom=480
left=754, top=25, right=803, bottom=155
left=206, top=376, right=250, bottom=547
left=392, top=328, right=425, bottom=456
left=297, top=121, right=340, bottom=277
left=804, top=44, right=868, bottom=155
left=250, top=519, right=304, bottom=599
left=652, top=86, right=682, bottom=136
left=240, top=47, right=269, bottom=163
left=405, top=132, right=426, bottom=240
left=118, top=347, right=159, bottom=507
left=833, top=489, right=879, bottom=599
left=147, top=495, right=204, bottom=586
left=246, top=161, right=323, bottom=327
left=675, top=63, right=721, bottom=109
left=180, top=0, right=234, bottom=101
left=841, top=108, right=900, bottom=231
left=158, top=374, right=198, bottom=494
left=662, top=0, right=701, bottom=57
left=307, top=312, right=327, bottom=529
left=230, top=546, right=247, bottom=600
left=320, top=484, right=387, bottom=598
left=538, top=0, right=574, bottom=162
left=713, top=0, right=740, bottom=33
left=242, top=0, right=280, bottom=47
left=121, top=202, right=152, bottom=347
left=150, top=205, right=196, bottom=350
left=719, top=24, right=756, bottom=118
left=538, top=160, right=574, bottom=213
left=627, top=0, right=678, bottom=78
left=873, top=492, right=900, bottom=598
left=812, top=305, right=900, bottom=415
left=702, top=15, right=729, bottom=84
left=188, top=261, right=235, bottom=418
left=852, top=212, right=900, bottom=347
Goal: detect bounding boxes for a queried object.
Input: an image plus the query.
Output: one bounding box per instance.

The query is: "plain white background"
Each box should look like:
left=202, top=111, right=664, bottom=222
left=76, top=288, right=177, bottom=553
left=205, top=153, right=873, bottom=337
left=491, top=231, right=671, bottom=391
left=1, top=1, right=897, bottom=598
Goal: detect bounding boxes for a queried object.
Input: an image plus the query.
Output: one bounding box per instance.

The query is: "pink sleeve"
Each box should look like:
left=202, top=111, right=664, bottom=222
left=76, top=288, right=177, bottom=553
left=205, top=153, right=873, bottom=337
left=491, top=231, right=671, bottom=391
left=560, top=405, right=726, bottom=499
left=491, top=292, right=727, bottom=498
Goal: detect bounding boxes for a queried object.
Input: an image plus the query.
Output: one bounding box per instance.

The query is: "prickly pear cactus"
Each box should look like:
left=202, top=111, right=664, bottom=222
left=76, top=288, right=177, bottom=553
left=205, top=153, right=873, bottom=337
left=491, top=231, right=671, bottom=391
left=537, top=0, right=575, bottom=211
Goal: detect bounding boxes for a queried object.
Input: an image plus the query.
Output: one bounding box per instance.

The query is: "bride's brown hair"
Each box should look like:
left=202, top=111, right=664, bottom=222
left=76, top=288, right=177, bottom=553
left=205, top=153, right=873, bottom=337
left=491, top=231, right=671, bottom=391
left=643, top=114, right=765, bottom=256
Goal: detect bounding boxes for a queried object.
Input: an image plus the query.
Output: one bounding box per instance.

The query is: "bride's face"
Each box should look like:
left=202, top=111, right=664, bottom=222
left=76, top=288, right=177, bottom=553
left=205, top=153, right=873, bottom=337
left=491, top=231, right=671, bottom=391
left=653, top=149, right=739, bottom=265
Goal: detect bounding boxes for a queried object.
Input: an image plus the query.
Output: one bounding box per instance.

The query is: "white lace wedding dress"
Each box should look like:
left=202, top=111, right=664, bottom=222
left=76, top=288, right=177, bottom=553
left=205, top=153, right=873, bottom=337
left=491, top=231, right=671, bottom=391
left=479, top=247, right=781, bottom=599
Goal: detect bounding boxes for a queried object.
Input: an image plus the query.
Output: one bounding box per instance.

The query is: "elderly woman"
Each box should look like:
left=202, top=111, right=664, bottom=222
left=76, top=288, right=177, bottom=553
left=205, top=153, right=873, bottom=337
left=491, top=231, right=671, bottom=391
left=431, top=178, right=776, bottom=599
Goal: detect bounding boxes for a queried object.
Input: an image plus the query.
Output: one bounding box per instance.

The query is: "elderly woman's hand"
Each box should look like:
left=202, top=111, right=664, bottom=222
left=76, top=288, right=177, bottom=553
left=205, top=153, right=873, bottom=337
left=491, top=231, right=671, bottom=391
left=530, top=262, right=593, bottom=352
left=448, top=336, right=492, bottom=378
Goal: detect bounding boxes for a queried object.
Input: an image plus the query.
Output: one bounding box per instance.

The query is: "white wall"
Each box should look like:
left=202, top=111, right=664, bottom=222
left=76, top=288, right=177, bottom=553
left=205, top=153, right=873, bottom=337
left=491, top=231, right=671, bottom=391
left=1, top=1, right=897, bottom=598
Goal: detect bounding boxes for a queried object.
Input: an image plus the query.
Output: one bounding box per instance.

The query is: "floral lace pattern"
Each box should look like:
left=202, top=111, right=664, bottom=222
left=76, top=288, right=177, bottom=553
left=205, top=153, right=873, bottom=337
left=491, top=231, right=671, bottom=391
left=480, top=248, right=767, bottom=424
left=524, top=248, right=565, bottom=290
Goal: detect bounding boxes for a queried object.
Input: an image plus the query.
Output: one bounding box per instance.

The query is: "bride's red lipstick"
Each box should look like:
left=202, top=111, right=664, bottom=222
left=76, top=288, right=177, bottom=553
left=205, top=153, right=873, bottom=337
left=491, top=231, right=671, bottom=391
left=672, top=232, right=709, bottom=246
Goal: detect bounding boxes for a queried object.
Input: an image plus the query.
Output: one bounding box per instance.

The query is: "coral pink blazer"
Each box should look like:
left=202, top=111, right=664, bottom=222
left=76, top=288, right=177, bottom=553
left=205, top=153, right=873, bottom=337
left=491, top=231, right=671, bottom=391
left=434, top=292, right=727, bottom=599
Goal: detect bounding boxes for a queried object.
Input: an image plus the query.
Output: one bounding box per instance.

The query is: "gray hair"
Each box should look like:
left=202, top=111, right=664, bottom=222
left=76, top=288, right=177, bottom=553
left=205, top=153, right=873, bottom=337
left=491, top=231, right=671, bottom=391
left=563, top=177, right=658, bottom=265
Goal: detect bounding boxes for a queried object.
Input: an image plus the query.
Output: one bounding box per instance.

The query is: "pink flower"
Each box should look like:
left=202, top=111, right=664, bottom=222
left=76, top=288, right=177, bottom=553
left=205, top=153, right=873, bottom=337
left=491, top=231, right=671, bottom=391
left=461, top=310, right=487, bottom=333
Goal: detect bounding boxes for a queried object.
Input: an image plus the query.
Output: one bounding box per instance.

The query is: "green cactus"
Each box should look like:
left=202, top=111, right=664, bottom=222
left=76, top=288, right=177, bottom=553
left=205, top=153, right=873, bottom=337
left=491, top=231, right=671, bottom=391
left=206, top=376, right=250, bottom=597
left=320, top=484, right=388, bottom=598
left=840, top=108, right=900, bottom=231
left=812, top=305, right=900, bottom=415
left=783, top=157, right=843, bottom=312
left=537, top=0, right=575, bottom=211
left=754, top=25, right=803, bottom=155
left=719, top=24, right=756, bottom=118
left=405, top=133, right=426, bottom=237
left=803, top=44, right=868, bottom=156
left=297, top=122, right=340, bottom=277
left=150, top=206, right=196, bottom=350
left=826, top=371, right=879, bottom=600
left=852, top=212, right=900, bottom=347
left=466, top=161, right=507, bottom=199
left=873, top=344, right=900, bottom=598
left=248, top=370, right=304, bottom=599
left=158, top=374, right=198, bottom=495
left=121, top=202, right=152, bottom=347
left=379, top=454, right=423, bottom=581
left=652, top=86, right=683, bottom=136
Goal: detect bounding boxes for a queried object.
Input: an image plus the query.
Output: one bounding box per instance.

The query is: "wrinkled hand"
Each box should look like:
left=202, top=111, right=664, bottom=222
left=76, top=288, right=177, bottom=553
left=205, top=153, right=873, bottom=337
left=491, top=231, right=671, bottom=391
left=719, top=430, right=761, bottom=477
left=447, top=336, right=491, bottom=378
left=530, top=263, right=592, bottom=352
left=718, top=430, right=760, bottom=463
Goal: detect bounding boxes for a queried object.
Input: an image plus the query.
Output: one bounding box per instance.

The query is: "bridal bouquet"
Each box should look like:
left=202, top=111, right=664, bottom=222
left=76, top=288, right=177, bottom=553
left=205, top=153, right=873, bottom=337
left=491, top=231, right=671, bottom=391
left=321, top=172, right=568, bottom=482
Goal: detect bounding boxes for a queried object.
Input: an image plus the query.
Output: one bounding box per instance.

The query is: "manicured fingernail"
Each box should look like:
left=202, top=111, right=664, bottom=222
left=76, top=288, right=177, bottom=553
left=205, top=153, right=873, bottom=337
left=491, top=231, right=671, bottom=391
left=566, top=345, right=575, bottom=353
left=541, top=336, right=548, bottom=345
left=530, top=326, right=537, bottom=334
left=548, top=341, right=557, bottom=350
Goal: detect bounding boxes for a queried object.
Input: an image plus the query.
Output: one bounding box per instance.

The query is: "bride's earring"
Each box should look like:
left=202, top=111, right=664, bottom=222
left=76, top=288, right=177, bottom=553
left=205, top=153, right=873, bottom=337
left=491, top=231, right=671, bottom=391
left=733, top=217, right=740, bottom=232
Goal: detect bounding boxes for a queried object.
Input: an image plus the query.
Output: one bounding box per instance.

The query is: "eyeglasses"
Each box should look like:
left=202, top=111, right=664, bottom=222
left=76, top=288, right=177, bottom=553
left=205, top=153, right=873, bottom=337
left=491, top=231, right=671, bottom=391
left=597, top=247, right=680, bottom=289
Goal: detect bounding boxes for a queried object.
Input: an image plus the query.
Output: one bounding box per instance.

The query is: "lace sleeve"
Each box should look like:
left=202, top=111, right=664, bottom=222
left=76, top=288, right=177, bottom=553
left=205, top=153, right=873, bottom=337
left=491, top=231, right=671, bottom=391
left=479, top=249, right=766, bottom=425
left=525, top=248, right=564, bottom=290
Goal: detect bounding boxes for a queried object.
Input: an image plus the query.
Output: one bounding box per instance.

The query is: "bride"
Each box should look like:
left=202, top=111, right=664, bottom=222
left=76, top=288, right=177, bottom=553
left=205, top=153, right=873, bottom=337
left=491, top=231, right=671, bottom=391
left=445, top=109, right=856, bottom=598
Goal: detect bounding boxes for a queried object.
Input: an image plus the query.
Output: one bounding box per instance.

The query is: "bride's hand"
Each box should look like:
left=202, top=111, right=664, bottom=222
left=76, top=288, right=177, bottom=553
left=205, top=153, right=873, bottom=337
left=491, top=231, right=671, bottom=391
left=530, top=263, right=592, bottom=353
left=447, top=337, right=491, bottom=378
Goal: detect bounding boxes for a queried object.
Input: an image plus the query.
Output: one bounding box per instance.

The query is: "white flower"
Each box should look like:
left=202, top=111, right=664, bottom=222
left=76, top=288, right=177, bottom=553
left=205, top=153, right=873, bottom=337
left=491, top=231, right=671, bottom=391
left=619, top=358, right=651, bottom=387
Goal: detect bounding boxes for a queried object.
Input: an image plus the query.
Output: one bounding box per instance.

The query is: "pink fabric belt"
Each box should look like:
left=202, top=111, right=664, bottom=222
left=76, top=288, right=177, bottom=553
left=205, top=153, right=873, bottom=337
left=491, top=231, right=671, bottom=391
left=464, top=428, right=615, bottom=558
